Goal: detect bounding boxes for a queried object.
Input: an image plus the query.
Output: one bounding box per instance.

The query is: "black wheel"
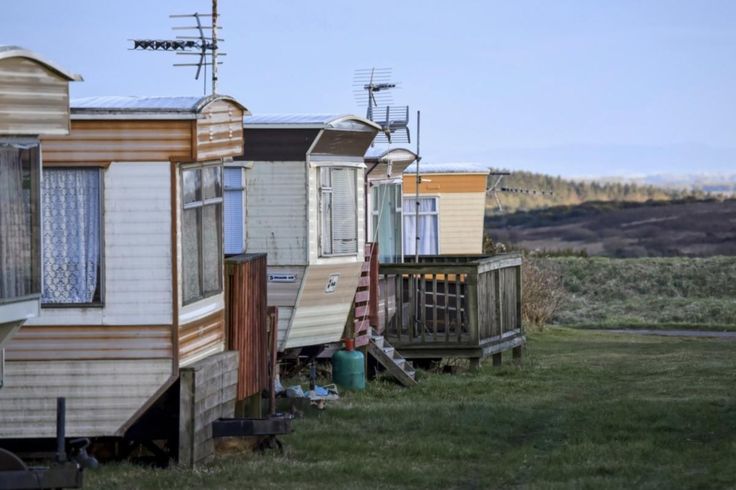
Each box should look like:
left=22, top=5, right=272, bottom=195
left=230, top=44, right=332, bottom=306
left=0, top=448, right=27, bottom=471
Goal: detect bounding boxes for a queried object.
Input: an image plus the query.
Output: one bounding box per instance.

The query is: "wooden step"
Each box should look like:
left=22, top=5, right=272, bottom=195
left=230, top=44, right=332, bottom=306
left=367, top=335, right=417, bottom=387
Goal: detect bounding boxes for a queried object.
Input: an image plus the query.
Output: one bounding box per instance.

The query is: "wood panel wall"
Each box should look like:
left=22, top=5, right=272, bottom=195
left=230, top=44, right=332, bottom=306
left=225, top=254, right=269, bottom=400
left=0, top=56, right=71, bottom=135
left=178, top=351, right=238, bottom=467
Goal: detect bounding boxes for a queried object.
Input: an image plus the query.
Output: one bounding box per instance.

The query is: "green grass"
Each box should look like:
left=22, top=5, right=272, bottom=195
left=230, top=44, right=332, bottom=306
left=544, top=256, right=736, bottom=329
left=88, top=329, right=736, bottom=489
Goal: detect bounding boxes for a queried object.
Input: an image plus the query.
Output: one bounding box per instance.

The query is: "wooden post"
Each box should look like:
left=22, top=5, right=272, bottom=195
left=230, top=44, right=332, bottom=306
left=492, top=352, right=502, bottom=367
left=512, top=345, right=523, bottom=365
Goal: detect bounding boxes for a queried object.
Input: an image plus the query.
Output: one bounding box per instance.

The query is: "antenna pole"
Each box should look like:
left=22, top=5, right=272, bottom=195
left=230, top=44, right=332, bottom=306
left=414, top=110, right=421, bottom=264
left=211, top=0, right=218, bottom=94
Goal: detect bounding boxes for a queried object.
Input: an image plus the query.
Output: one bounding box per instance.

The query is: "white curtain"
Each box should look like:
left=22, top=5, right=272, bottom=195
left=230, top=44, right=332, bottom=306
left=42, top=169, right=101, bottom=304
left=0, top=146, right=32, bottom=298
left=403, top=197, right=438, bottom=256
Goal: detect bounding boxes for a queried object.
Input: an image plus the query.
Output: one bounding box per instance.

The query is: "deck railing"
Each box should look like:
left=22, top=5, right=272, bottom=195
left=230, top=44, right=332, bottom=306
left=378, top=254, right=523, bottom=358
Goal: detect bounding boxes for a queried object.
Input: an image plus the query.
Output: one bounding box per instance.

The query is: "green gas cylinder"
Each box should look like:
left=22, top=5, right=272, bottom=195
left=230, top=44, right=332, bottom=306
left=331, top=338, right=365, bottom=391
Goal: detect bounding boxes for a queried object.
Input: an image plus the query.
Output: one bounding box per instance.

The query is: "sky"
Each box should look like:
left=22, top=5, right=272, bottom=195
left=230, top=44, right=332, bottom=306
left=2, top=0, right=735, bottom=178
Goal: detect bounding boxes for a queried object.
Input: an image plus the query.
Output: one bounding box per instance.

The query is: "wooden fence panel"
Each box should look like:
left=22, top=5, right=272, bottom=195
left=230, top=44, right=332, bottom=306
left=225, top=254, right=269, bottom=401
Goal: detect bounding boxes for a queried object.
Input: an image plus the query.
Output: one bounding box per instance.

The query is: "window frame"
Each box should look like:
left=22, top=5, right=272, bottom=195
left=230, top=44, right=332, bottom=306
left=0, top=139, right=41, bottom=306
left=181, top=162, right=224, bottom=306
left=223, top=165, right=246, bottom=256
left=371, top=182, right=403, bottom=263
left=402, top=195, right=440, bottom=256
left=319, top=166, right=358, bottom=258
left=41, top=166, right=105, bottom=308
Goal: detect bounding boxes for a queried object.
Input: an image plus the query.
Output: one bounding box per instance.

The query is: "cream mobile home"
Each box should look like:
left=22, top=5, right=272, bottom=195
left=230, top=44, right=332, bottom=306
left=234, top=114, right=380, bottom=351
left=402, top=162, right=490, bottom=256
left=0, top=46, right=80, bottom=385
left=0, top=95, right=248, bottom=440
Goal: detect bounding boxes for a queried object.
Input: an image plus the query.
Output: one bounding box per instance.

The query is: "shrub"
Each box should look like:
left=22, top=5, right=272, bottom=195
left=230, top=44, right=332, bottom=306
left=522, top=258, right=564, bottom=330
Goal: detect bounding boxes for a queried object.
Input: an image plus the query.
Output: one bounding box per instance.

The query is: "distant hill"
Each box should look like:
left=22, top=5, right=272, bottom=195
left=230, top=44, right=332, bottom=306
left=598, top=173, right=736, bottom=196
left=485, top=198, right=736, bottom=258
left=488, top=170, right=699, bottom=214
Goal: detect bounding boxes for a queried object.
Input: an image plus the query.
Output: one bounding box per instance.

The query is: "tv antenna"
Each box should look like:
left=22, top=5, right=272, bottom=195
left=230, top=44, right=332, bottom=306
left=353, top=68, right=411, bottom=144
left=486, top=172, right=554, bottom=214
left=129, top=0, right=224, bottom=95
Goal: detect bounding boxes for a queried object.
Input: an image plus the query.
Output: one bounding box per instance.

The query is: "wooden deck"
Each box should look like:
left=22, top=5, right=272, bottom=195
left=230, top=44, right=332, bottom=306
left=377, top=254, right=524, bottom=362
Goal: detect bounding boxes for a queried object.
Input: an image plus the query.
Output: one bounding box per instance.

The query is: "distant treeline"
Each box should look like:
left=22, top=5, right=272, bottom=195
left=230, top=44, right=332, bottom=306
left=489, top=170, right=704, bottom=213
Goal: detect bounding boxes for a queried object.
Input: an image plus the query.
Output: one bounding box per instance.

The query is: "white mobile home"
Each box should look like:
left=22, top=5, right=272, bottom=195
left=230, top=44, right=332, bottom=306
left=0, top=95, right=248, bottom=439
left=234, top=114, right=380, bottom=351
left=0, top=46, right=80, bottom=383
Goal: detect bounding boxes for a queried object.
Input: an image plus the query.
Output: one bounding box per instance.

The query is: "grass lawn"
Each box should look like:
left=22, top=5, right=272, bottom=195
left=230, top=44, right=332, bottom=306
left=88, top=328, right=736, bottom=489
left=543, top=257, right=736, bottom=329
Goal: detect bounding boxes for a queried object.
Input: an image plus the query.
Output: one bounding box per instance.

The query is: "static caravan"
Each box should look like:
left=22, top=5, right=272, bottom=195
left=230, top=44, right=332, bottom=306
left=365, top=147, right=417, bottom=263
left=235, top=114, right=380, bottom=351
left=0, top=95, right=248, bottom=440
left=0, top=46, right=80, bottom=384
left=402, top=162, right=490, bottom=256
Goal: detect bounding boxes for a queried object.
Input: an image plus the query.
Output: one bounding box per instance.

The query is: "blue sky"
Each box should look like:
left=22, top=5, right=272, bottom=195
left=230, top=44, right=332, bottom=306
left=3, top=1, right=735, bottom=177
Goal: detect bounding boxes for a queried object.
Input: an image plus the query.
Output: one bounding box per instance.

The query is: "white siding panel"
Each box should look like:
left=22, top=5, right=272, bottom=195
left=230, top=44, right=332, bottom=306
left=276, top=307, right=294, bottom=351
left=27, top=161, right=173, bottom=326
left=246, top=161, right=308, bottom=265
left=0, top=359, right=172, bottom=438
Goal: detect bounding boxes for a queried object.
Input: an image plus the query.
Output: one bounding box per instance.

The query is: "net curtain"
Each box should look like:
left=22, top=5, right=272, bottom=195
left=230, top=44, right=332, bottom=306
left=41, top=169, right=100, bottom=304
left=403, top=197, right=438, bottom=256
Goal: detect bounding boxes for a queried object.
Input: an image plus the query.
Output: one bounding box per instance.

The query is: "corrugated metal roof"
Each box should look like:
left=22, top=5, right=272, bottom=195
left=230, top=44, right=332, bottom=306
left=365, top=146, right=417, bottom=162
left=404, top=162, right=491, bottom=174
left=72, top=96, right=206, bottom=111
left=0, top=45, right=82, bottom=81
left=244, top=113, right=381, bottom=130
left=69, top=94, right=249, bottom=119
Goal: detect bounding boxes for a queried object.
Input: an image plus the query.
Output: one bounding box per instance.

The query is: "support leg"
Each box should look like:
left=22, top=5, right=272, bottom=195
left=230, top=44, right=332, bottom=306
left=492, top=353, right=502, bottom=367
left=512, top=346, right=523, bottom=365
left=469, top=358, right=481, bottom=370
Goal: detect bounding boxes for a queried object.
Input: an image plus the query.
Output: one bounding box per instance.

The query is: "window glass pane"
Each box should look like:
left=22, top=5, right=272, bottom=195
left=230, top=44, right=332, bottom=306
left=203, top=166, right=222, bottom=200
left=183, top=169, right=201, bottom=204
left=330, top=168, right=357, bottom=255
left=42, top=168, right=101, bottom=304
left=321, top=190, right=332, bottom=256
left=202, top=204, right=222, bottom=294
left=223, top=168, right=244, bottom=255
left=182, top=207, right=201, bottom=303
left=0, top=144, right=40, bottom=300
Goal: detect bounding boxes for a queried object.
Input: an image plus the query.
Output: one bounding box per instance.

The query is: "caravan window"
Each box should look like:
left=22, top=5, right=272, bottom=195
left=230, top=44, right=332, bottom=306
left=371, top=183, right=403, bottom=263
left=223, top=167, right=245, bottom=255
left=182, top=164, right=223, bottom=304
left=0, top=143, right=40, bottom=303
left=41, top=168, right=103, bottom=305
left=403, top=197, right=439, bottom=255
left=319, top=167, right=358, bottom=257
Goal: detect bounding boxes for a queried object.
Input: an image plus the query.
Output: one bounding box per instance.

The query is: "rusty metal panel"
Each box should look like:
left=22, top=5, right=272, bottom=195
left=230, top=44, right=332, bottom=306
left=0, top=56, right=71, bottom=135
left=224, top=254, right=269, bottom=400
left=178, top=310, right=226, bottom=365
left=41, top=120, right=193, bottom=164
left=3, top=325, right=173, bottom=361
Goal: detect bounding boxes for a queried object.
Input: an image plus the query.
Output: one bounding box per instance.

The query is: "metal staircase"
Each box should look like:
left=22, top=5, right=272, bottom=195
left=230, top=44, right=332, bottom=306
left=367, top=331, right=417, bottom=387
